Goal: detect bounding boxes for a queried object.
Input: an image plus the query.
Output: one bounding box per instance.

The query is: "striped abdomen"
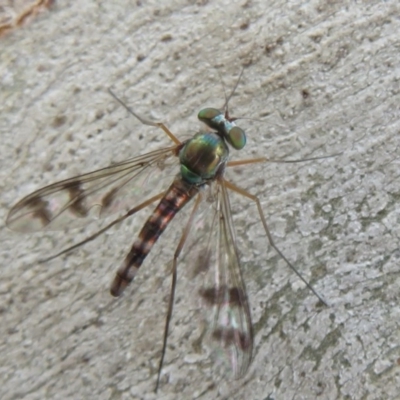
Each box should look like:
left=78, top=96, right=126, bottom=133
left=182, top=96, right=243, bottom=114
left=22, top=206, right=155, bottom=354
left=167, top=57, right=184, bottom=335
left=110, top=178, right=199, bottom=297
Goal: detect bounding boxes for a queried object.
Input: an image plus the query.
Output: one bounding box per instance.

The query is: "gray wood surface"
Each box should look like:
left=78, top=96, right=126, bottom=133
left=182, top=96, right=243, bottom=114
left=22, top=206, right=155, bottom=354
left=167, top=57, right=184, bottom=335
left=1, top=1, right=400, bottom=399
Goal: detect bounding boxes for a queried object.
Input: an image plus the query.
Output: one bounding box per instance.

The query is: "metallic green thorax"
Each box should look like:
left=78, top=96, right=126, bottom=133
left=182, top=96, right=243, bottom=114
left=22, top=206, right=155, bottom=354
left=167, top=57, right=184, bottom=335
left=179, top=132, right=229, bottom=184
left=179, top=107, right=247, bottom=185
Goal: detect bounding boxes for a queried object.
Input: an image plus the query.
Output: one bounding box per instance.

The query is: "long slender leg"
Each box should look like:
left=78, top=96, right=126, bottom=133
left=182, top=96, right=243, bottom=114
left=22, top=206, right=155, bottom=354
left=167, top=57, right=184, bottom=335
left=39, top=192, right=165, bottom=263
left=108, top=89, right=181, bottom=145
left=227, top=153, right=341, bottom=168
left=224, top=179, right=328, bottom=306
left=155, top=193, right=203, bottom=392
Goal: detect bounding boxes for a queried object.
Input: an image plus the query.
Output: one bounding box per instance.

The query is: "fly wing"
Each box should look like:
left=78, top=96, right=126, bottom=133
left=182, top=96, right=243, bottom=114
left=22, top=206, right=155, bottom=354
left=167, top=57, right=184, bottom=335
left=7, top=145, right=180, bottom=232
left=193, top=179, right=253, bottom=378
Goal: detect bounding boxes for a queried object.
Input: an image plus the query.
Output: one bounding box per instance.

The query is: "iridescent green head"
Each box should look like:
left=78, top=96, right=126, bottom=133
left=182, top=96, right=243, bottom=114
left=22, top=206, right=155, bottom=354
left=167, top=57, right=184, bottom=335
left=198, top=108, right=246, bottom=150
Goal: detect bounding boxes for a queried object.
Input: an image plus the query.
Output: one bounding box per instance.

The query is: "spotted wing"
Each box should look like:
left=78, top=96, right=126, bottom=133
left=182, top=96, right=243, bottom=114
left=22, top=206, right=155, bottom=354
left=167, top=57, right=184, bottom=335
left=190, top=179, right=253, bottom=378
left=7, top=145, right=180, bottom=232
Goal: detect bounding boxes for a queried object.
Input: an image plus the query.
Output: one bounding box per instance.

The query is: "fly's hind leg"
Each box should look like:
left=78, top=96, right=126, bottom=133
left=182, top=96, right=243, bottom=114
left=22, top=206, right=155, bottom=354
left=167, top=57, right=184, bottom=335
left=155, top=193, right=203, bottom=392
left=224, top=179, right=328, bottom=307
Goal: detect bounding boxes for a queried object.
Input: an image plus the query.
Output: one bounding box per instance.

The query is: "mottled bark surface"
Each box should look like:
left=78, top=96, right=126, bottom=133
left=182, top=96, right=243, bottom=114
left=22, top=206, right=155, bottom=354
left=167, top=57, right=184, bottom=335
left=1, top=1, right=400, bottom=399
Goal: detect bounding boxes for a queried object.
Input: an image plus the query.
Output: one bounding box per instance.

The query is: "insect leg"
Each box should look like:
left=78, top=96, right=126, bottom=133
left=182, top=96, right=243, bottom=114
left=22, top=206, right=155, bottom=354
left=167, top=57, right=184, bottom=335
left=223, top=179, right=328, bottom=306
left=227, top=153, right=342, bottom=168
left=108, top=89, right=181, bottom=145
left=155, top=192, right=203, bottom=392
left=39, top=192, right=164, bottom=263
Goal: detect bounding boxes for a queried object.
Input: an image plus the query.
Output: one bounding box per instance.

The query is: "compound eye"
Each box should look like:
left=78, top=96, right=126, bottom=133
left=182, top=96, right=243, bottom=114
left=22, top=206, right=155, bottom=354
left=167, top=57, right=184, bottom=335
left=226, top=126, right=246, bottom=150
left=198, top=108, right=222, bottom=126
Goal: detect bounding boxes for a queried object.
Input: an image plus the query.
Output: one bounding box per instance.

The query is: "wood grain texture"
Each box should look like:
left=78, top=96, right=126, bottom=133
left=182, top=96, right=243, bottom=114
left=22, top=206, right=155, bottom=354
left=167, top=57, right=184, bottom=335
left=1, top=1, right=400, bottom=399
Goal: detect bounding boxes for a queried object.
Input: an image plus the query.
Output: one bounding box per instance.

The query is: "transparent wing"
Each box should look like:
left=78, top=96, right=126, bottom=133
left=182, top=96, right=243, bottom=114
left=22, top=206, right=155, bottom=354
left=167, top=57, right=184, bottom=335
left=7, top=145, right=180, bottom=232
left=188, top=179, right=253, bottom=378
